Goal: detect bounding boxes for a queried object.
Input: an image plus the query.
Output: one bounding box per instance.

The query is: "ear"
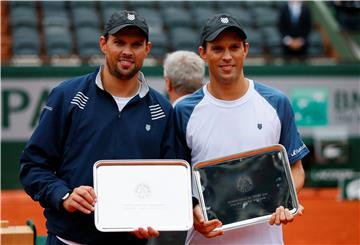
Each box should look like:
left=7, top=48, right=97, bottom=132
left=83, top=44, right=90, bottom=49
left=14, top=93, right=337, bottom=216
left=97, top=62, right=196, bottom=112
left=144, top=41, right=152, bottom=57
left=198, top=46, right=207, bottom=62
left=243, top=42, right=249, bottom=58
left=165, top=77, right=172, bottom=92
left=99, top=36, right=107, bottom=54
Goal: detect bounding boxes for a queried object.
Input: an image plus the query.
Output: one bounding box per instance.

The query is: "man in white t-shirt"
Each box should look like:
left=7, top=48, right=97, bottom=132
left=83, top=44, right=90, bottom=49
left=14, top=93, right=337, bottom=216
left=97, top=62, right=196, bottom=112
left=163, top=50, right=205, bottom=107
left=174, top=13, right=309, bottom=244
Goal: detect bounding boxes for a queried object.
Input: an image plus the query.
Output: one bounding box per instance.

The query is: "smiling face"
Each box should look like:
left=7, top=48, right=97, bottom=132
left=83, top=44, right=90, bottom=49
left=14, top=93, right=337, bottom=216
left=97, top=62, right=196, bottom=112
left=100, top=26, right=151, bottom=81
left=199, top=28, right=249, bottom=85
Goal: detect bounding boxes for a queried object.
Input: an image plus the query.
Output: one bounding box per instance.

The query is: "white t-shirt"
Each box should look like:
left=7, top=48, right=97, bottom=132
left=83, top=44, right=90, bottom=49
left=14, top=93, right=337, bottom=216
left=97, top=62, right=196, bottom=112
left=174, top=79, right=309, bottom=245
left=113, top=95, right=133, bottom=112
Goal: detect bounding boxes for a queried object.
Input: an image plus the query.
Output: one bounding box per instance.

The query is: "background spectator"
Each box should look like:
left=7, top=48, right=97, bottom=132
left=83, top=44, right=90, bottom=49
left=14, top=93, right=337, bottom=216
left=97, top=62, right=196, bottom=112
left=163, top=50, right=205, bottom=106
left=278, top=1, right=312, bottom=61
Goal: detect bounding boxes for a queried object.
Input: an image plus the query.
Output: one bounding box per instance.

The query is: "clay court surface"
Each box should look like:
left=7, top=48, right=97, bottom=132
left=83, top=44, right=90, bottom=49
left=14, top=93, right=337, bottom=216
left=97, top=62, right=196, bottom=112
left=1, top=188, right=359, bottom=244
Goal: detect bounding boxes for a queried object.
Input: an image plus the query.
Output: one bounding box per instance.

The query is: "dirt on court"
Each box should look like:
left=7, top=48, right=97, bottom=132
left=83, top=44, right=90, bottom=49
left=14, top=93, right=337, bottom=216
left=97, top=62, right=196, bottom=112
left=1, top=188, right=359, bottom=244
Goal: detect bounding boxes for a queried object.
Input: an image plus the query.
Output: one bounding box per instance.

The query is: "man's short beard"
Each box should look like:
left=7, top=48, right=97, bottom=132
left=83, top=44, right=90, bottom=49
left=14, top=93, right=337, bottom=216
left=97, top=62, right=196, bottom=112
left=107, top=59, right=140, bottom=80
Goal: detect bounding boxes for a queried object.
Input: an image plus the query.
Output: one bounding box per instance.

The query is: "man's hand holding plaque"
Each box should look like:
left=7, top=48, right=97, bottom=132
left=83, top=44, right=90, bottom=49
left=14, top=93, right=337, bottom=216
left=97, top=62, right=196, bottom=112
left=131, top=227, right=160, bottom=239
left=193, top=204, right=224, bottom=238
left=269, top=204, right=304, bottom=226
left=193, top=203, right=304, bottom=238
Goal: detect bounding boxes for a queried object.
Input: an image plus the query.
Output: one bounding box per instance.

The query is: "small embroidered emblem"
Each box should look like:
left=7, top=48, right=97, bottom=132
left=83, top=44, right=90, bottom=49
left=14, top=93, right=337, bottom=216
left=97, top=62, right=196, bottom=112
left=257, top=123, right=262, bottom=129
left=220, top=17, right=229, bottom=24
left=127, top=14, right=135, bottom=21
left=145, top=124, right=151, bottom=131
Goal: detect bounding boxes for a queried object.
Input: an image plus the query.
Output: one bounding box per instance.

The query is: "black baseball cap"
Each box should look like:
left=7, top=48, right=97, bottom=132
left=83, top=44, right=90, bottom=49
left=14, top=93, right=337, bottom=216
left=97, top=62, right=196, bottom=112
left=200, top=13, right=247, bottom=46
left=104, top=10, right=149, bottom=40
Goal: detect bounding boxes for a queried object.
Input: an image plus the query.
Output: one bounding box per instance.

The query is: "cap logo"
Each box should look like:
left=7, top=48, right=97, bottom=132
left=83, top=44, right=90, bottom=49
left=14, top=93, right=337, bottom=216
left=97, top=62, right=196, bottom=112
left=220, top=17, right=229, bottom=24
left=127, top=14, right=135, bottom=21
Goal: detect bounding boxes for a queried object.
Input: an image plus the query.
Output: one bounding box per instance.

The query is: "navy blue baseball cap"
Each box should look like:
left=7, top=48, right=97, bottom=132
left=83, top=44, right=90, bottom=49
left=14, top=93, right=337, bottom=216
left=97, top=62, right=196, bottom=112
left=200, top=13, right=247, bottom=45
left=104, top=10, right=149, bottom=39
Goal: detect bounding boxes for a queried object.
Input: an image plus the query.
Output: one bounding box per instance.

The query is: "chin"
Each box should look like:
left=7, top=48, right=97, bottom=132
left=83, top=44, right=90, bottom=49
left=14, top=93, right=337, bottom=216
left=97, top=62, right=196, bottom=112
left=220, top=74, right=236, bottom=82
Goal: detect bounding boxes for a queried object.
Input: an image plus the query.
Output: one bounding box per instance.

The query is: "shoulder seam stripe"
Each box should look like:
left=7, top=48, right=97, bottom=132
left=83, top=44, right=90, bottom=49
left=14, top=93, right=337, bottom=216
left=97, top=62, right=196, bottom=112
left=74, top=94, right=88, bottom=102
left=151, top=114, right=165, bottom=120
left=71, top=98, right=87, bottom=106
left=70, top=101, right=85, bottom=109
left=77, top=91, right=89, bottom=99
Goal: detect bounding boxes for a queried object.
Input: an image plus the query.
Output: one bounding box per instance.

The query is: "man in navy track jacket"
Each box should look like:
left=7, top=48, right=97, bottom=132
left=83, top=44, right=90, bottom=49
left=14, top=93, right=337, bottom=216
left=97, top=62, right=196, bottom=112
left=20, top=10, right=175, bottom=245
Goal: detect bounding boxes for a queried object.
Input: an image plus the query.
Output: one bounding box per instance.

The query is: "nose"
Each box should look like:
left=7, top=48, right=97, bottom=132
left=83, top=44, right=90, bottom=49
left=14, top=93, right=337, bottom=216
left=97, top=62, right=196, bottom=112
left=222, top=49, right=232, bottom=62
left=122, top=45, right=133, bottom=57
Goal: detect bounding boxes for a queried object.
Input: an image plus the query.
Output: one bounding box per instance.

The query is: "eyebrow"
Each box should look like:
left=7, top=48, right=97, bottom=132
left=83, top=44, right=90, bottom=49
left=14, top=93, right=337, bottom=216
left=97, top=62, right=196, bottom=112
left=112, top=37, right=145, bottom=43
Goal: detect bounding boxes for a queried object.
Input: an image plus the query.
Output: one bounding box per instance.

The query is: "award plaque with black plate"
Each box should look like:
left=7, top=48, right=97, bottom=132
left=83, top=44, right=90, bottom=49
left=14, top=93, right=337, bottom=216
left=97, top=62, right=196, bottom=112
left=193, top=144, right=299, bottom=231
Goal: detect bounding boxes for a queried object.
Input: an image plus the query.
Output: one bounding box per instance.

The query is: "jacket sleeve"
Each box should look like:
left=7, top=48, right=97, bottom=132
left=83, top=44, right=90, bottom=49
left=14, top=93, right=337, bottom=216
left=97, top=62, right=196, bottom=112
left=300, top=4, right=312, bottom=40
left=160, top=106, right=177, bottom=159
left=173, top=105, right=192, bottom=164
left=19, top=85, right=72, bottom=210
left=278, top=4, right=288, bottom=38
left=278, top=95, right=309, bottom=164
left=173, top=105, right=198, bottom=207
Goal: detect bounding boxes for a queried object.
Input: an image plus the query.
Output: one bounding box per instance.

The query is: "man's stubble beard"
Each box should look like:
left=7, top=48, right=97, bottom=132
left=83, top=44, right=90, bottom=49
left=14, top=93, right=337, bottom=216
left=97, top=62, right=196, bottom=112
left=107, top=59, right=141, bottom=80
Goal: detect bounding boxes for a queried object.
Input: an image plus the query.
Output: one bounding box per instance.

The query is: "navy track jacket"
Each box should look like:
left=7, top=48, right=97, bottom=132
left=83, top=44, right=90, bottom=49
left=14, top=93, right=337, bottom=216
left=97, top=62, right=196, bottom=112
left=19, top=68, right=176, bottom=244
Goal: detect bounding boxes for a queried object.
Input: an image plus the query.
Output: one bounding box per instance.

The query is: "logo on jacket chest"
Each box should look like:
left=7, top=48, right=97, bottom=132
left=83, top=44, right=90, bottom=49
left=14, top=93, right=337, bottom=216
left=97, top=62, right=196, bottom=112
left=257, top=123, right=263, bottom=130
left=145, top=124, right=151, bottom=131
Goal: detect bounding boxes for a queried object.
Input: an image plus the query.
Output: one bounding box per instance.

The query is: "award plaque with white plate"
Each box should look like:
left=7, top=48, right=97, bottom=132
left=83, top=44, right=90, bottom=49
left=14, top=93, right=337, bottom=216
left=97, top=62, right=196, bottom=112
left=93, top=159, right=193, bottom=232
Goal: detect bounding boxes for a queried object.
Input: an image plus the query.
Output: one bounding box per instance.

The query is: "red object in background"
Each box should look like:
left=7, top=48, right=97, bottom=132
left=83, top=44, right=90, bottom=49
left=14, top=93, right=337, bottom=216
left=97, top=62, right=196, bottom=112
left=1, top=188, right=359, bottom=244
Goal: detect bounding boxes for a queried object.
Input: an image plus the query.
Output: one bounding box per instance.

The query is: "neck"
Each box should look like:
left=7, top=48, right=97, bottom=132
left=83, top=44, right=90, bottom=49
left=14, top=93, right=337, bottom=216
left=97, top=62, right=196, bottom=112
left=101, top=66, right=140, bottom=97
left=207, top=76, right=249, bottom=101
left=169, top=91, right=187, bottom=104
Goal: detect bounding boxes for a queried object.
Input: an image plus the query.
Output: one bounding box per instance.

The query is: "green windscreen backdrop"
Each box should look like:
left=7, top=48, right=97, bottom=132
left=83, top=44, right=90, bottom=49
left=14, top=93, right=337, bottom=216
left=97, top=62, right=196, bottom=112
left=291, top=87, right=329, bottom=126
left=2, top=64, right=359, bottom=189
